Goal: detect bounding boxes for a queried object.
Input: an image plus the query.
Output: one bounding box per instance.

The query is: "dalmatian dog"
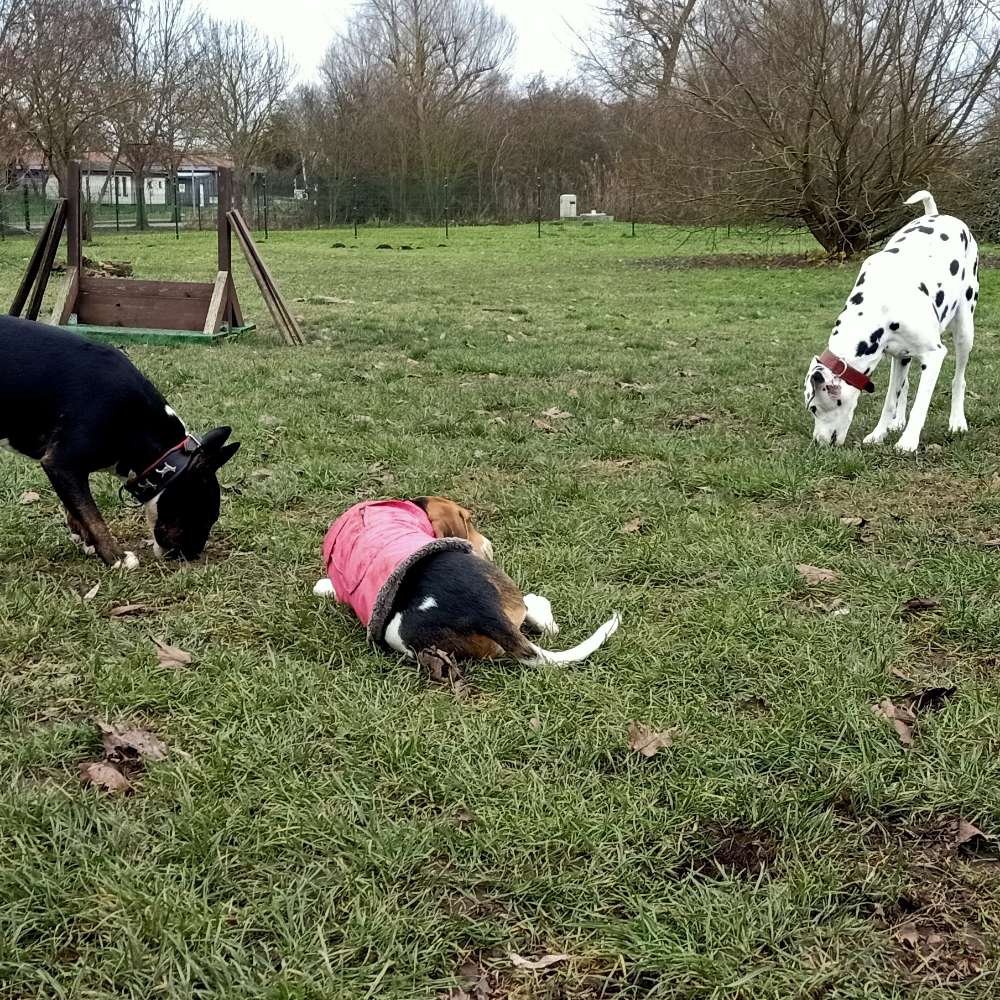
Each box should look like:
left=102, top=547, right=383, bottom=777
left=804, top=190, right=980, bottom=451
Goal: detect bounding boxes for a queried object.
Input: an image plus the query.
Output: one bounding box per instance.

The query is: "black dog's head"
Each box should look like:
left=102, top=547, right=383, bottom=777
left=146, top=427, right=240, bottom=561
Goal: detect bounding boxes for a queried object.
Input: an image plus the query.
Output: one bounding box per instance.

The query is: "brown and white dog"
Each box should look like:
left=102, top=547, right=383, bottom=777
left=313, top=495, right=620, bottom=664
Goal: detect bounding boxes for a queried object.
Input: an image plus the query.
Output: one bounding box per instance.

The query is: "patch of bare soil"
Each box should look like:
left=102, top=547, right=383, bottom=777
left=866, top=815, right=999, bottom=986
left=686, top=822, right=779, bottom=880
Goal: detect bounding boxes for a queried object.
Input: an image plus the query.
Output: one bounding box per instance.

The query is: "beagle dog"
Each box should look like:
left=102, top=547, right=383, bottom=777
left=313, top=495, right=620, bottom=665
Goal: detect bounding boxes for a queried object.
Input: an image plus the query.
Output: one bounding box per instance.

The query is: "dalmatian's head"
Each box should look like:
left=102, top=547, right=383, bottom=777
left=804, top=358, right=862, bottom=445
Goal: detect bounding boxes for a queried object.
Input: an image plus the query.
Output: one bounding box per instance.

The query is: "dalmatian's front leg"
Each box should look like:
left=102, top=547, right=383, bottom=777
left=864, top=356, right=909, bottom=445
left=896, top=345, right=947, bottom=452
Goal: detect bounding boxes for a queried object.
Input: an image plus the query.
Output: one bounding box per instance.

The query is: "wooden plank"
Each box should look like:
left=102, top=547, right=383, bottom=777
left=79, top=277, right=214, bottom=300
left=27, top=202, right=68, bottom=321
left=76, top=289, right=208, bottom=330
left=229, top=210, right=304, bottom=345
left=10, top=200, right=63, bottom=316
left=203, top=271, right=229, bottom=334
left=217, top=168, right=232, bottom=272
left=66, top=162, right=81, bottom=269
left=227, top=210, right=291, bottom=343
left=49, top=265, right=79, bottom=325
left=228, top=277, right=244, bottom=327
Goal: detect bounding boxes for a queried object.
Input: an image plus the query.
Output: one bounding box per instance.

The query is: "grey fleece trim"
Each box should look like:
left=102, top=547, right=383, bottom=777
left=368, top=537, right=473, bottom=649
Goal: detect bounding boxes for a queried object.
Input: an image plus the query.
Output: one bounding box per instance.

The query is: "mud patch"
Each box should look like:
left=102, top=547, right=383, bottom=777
left=687, top=823, right=779, bottom=879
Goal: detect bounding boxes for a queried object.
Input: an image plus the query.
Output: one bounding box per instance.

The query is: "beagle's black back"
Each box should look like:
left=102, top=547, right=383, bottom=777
left=390, top=549, right=536, bottom=659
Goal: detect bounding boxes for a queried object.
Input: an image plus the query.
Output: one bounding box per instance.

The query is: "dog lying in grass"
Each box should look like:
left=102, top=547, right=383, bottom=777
left=804, top=190, right=979, bottom=451
left=313, top=495, right=620, bottom=664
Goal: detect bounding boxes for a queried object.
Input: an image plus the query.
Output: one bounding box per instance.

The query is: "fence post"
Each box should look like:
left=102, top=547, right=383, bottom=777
left=444, top=176, right=449, bottom=239
left=114, top=176, right=120, bottom=231
left=263, top=174, right=269, bottom=240
left=173, top=172, right=180, bottom=239
left=352, top=175, right=357, bottom=239
left=536, top=175, right=541, bottom=238
left=22, top=184, right=29, bottom=232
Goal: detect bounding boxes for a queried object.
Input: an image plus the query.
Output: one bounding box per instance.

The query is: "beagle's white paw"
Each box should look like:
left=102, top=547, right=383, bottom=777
left=523, top=593, right=559, bottom=635
left=313, top=578, right=337, bottom=598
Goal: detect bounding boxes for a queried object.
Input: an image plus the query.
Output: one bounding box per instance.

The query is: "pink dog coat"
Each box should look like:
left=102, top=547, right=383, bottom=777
left=322, top=499, right=472, bottom=648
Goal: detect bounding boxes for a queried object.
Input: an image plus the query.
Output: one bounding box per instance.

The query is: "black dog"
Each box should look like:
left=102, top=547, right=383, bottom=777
left=0, top=316, right=240, bottom=566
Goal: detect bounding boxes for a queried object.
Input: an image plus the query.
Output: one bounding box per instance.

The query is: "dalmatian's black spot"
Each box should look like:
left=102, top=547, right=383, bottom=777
left=919, top=282, right=929, bottom=295
left=871, top=328, right=884, bottom=343
left=905, top=227, right=918, bottom=234
left=901, top=357, right=911, bottom=366
left=966, top=287, right=974, bottom=300
left=918, top=226, right=934, bottom=235
left=961, top=229, right=969, bottom=248
left=851, top=292, right=864, bottom=305
left=935, top=290, right=945, bottom=307
left=974, top=291, right=979, bottom=301
left=950, top=260, right=960, bottom=275
left=940, top=233, right=949, bottom=241
left=921, top=364, right=927, bottom=371
left=837, top=400, right=842, bottom=406
left=890, top=322, right=900, bottom=330
left=973, top=259, right=978, bottom=276
left=810, top=405, right=817, bottom=414
left=835, top=319, right=841, bottom=326
left=856, top=272, right=866, bottom=286
left=886, top=247, right=900, bottom=253
left=856, top=339, right=878, bottom=357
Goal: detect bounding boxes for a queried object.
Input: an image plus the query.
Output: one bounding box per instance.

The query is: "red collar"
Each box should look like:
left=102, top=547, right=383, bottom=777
left=819, top=350, right=875, bottom=393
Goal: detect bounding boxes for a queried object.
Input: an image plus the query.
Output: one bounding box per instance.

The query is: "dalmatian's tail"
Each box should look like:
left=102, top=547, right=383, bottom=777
left=906, top=189, right=938, bottom=216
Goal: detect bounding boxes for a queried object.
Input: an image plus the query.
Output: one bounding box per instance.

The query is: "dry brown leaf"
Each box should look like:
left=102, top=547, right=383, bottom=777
left=627, top=721, right=676, bottom=758
left=109, top=604, right=149, bottom=618
left=528, top=716, right=541, bottom=732
left=532, top=418, right=557, bottom=433
left=955, top=818, right=987, bottom=847
left=890, top=666, right=914, bottom=682
left=79, top=761, right=131, bottom=794
left=621, top=517, right=645, bottom=534
left=19, top=490, right=41, bottom=505
left=509, top=953, right=570, bottom=971
left=796, top=564, right=840, bottom=586
left=980, top=537, right=1000, bottom=548
left=902, top=596, right=941, bottom=615
left=670, top=412, right=712, bottom=429
left=540, top=406, right=571, bottom=420
left=152, top=637, right=193, bottom=669
left=83, top=582, right=101, bottom=602
left=98, top=722, right=168, bottom=763
left=840, top=515, right=867, bottom=528
left=416, top=646, right=470, bottom=698
left=872, top=698, right=917, bottom=747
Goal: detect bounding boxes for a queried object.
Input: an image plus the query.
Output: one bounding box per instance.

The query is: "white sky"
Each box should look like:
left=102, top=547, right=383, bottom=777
left=204, top=0, right=603, bottom=85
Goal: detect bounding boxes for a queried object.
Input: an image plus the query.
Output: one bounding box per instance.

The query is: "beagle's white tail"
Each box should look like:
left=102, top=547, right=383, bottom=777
left=519, top=612, right=621, bottom=666
left=906, top=189, right=938, bottom=216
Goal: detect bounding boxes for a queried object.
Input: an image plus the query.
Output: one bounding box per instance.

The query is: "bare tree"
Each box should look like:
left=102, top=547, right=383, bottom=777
left=683, top=0, right=1000, bottom=253
left=579, top=1, right=703, bottom=99
left=11, top=0, right=130, bottom=192
left=110, top=0, right=205, bottom=229
left=201, top=18, right=294, bottom=204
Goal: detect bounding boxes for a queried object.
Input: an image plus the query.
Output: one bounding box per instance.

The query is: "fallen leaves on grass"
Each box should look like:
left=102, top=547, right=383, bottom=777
left=151, top=637, right=193, bottom=669
left=669, top=412, right=712, bottom=429
left=540, top=406, right=572, bottom=420
left=901, top=596, right=941, bottom=616
left=528, top=716, right=541, bottom=731
left=79, top=761, right=131, bottom=794
left=621, top=517, right=645, bottom=534
left=509, top=953, right=570, bottom=971
left=873, top=686, right=956, bottom=747
left=893, top=921, right=987, bottom=985
left=796, top=564, right=840, bottom=585
left=873, top=698, right=917, bottom=747
left=840, top=514, right=867, bottom=528
left=627, top=722, right=676, bottom=758
left=19, top=491, right=41, bottom=505
left=416, top=647, right=471, bottom=699
left=531, top=418, right=558, bottom=433
left=98, top=722, right=168, bottom=764
left=109, top=604, right=149, bottom=618
left=83, top=582, right=101, bottom=602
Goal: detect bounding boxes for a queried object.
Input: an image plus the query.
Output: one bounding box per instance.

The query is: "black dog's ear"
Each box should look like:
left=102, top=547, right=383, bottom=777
left=200, top=426, right=233, bottom=452
left=210, top=441, right=240, bottom=470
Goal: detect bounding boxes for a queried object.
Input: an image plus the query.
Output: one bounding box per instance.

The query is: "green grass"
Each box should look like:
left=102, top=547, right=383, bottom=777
left=2, top=220, right=1000, bottom=998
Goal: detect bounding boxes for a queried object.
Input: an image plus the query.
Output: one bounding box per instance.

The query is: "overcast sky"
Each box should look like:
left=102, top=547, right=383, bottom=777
left=206, top=0, right=602, bottom=85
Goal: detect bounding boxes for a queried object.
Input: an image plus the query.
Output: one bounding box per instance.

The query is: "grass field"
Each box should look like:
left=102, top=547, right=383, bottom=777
left=2, top=219, right=1000, bottom=999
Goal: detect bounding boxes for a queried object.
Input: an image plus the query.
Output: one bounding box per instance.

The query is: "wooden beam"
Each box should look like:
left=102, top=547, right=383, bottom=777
left=217, top=168, right=232, bottom=272
left=27, top=202, right=68, bottom=321
left=66, top=161, right=82, bottom=269
left=10, top=199, right=65, bottom=317
left=203, top=271, right=230, bottom=334
left=49, top=265, right=79, bottom=325
left=228, top=209, right=304, bottom=345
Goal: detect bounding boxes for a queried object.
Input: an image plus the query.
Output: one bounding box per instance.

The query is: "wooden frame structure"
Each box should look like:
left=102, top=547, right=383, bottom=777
left=10, top=161, right=303, bottom=346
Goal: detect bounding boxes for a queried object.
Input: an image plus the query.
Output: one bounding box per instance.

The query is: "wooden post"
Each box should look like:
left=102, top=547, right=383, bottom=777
left=66, top=161, right=82, bottom=269
left=217, top=168, right=232, bottom=272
